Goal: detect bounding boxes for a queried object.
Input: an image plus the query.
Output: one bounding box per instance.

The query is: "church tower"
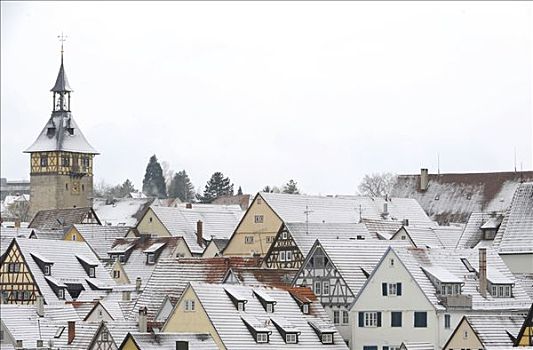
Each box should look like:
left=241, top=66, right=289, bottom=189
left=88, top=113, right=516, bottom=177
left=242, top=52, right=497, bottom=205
left=25, top=41, right=98, bottom=217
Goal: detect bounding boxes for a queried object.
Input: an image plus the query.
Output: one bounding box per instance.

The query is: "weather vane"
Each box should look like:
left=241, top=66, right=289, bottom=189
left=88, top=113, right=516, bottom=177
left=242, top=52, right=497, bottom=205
left=58, top=32, right=67, bottom=56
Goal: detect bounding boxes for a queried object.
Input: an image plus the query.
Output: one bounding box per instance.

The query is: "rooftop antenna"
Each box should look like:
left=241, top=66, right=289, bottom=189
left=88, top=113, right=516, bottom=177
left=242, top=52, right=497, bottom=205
left=304, top=205, right=313, bottom=234
left=514, top=147, right=517, bottom=173
left=437, top=152, right=440, bottom=175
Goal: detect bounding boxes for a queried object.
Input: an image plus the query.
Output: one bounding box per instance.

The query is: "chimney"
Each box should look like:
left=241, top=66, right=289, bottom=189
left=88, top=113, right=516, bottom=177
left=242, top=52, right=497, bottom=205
left=478, top=248, right=487, bottom=298
left=67, top=321, right=76, bottom=344
left=196, top=220, right=203, bottom=247
left=135, top=277, right=142, bottom=292
left=420, top=168, right=429, bottom=191
left=402, top=219, right=409, bottom=227
left=138, top=307, right=148, bottom=332
left=122, top=291, right=131, bottom=301
left=186, top=203, right=192, bottom=209
left=14, top=218, right=21, bottom=228
left=176, top=341, right=189, bottom=350
left=36, top=340, right=44, bottom=348
left=36, top=295, right=44, bottom=317
left=382, top=203, right=389, bottom=216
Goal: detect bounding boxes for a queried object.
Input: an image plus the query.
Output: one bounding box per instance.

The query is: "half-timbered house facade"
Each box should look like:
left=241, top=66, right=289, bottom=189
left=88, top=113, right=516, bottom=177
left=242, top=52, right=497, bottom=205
left=0, top=238, right=115, bottom=304
left=264, top=222, right=372, bottom=270
left=292, top=239, right=407, bottom=345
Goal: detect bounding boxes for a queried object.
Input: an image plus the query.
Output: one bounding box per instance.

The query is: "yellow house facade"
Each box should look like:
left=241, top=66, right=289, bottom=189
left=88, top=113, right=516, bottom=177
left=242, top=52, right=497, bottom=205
left=163, top=285, right=225, bottom=349
left=442, top=317, right=483, bottom=350
left=136, top=207, right=172, bottom=237
left=222, top=194, right=282, bottom=257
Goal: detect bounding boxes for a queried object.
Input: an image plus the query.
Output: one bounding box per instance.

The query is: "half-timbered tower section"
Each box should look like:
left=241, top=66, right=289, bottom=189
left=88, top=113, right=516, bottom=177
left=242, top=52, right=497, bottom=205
left=0, top=238, right=114, bottom=304
left=24, top=48, right=98, bottom=218
left=351, top=247, right=532, bottom=350
left=264, top=222, right=372, bottom=270
left=293, top=239, right=404, bottom=346
left=224, top=192, right=434, bottom=258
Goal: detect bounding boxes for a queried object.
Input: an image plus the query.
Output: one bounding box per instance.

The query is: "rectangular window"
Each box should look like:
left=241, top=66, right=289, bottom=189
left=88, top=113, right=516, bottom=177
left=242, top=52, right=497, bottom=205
left=266, top=236, right=274, bottom=244
left=504, top=286, right=511, bottom=297
left=62, top=156, right=70, bottom=167
left=321, top=334, right=333, bottom=344
left=102, top=332, right=109, bottom=341
left=266, top=303, right=274, bottom=313
left=44, top=265, right=51, bottom=276
left=445, top=314, right=451, bottom=329
left=184, top=300, right=195, bottom=311
left=323, top=281, right=330, bottom=295
left=147, top=254, right=155, bottom=264
left=286, top=251, right=292, bottom=261
left=238, top=302, right=245, bottom=311
left=245, top=236, right=254, bottom=244
left=314, top=256, right=325, bottom=268
left=88, top=267, right=95, bottom=278
left=280, top=251, right=286, bottom=262
left=58, top=289, right=65, bottom=300
left=314, top=281, right=321, bottom=295
left=391, top=312, right=402, bottom=327
left=414, top=312, right=427, bottom=328
left=342, top=310, right=349, bottom=325
left=282, top=231, right=288, bottom=239
left=40, top=156, right=48, bottom=167
left=388, top=283, right=397, bottom=296
left=286, top=333, right=297, bottom=344
left=256, top=333, right=268, bottom=343
left=363, top=346, right=378, bottom=350
left=113, top=270, right=120, bottom=278
left=333, top=310, right=340, bottom=324
left=364, top=312, right=380, bottom=327
left=254, top=215, right=264, bottom=223
left=302, top=304, right=309, bottom=314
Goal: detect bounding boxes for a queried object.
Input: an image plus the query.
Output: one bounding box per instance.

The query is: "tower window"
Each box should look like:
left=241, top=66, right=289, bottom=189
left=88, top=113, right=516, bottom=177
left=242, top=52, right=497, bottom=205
left=66, top=183, right=69, bottom=190
left=40, top=156, right=48, bottom=167
left=81, top=184, right=85, bottom=191
left=62, top=156, right=70, bottom=167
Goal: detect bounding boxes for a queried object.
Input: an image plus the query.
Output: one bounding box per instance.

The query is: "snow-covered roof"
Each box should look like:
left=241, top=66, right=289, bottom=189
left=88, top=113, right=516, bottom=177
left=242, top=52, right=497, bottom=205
left=131, top=257, right=258, bottom=323
left=494, top=182, right=533, bottom=254
left=171, top=282, right=349, bottom=349
left=284, top=222, right=374, bottom=258
left=71, top=224, right=131, bottom=260
left=93, top=197, right=154, bottom=227
left=460, top=314, right=524, bottom=348
left=28, top=207, right=100, bottom=230
left=391, top=171, right=533, bottom=224
left=456, top=212, right=505, bottom=249
left=386, top=247, right=532, bottom=311
left=260, top=192, right=434, bottom=227
left=124, top=332, right=218, bottom=350
left=8, top=238, right=115, bottom=304
left=148, top=204, right=244, bottom=254
left=392, top=226, right=463, bottom=249
left=25, top=112, right=98, bottom=154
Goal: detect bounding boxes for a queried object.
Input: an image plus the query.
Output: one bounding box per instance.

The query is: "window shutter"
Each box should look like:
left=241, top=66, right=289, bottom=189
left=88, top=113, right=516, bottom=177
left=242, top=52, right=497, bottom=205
left=382, top=283, right=388, bottom=296
left=377, top=312, right=382, bottom=327
left=359, top=312, right=364, bottom=327
left=397, top=282, right=402, bottom=296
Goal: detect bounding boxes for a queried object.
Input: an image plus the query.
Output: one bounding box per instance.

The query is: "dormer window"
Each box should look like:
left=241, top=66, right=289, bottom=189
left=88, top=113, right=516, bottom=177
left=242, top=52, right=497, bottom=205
left=286, top=333, right=298, bottom=344
left=88, top=267, right=95, bottom=278
left=254, top=289, right=276, bottom=313
left=238, top=301, right=245, bottom=311
left=256, top=333, right=268, bottom=343
left=44, top=265, right=51, bottom=276
left=225, top=287, right=248, bottom=311
left=147, top=253, right=155, bottom=264
left=302, top=304, right=309, bottom=314
left=76, top=255, right=98, bottom=278
left=31, top=253, right=54, bottom=276
left=58, top=288, right=65, bottom=300
left=490, top=283, right=512, bottom=298
left=321, top=333, right=333, bottom=344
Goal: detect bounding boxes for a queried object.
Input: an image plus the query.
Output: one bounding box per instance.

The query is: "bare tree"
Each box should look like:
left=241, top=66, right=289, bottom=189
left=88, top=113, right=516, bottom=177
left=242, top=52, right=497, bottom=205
left=6, top=195, right=31, bottom=222
left=357, top=173, right=397, bottom=197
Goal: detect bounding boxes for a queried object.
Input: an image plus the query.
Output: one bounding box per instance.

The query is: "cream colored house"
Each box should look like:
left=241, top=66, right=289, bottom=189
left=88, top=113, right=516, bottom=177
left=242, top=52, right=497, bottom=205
left=442, top=314, right=523, bottom=350
left=351, top=247, right=531, bottom=350
left=163, top=282, right=349, bottom=349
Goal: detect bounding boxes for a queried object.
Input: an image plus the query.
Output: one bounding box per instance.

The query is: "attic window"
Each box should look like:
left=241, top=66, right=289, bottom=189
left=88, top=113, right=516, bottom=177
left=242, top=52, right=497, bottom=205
left=434, top=195, right=440, bottom=201
left=257, top=333, right=269, bottom=343
left=321, top=333, right=333, bottom=344
left=466, top=193, right=472, bottom=200
left=490, top=284, right=512, bottom=298
left=460, top=258, right=476, bottom=273
left=302, top=304, right=309, bottom=314
left=58, top=288, right=65, bottom=300
left=44, top=265, right=51, bottom=276
left=147, top=253, right=155, bottom=264
left=286, top=333, right=298, bottom=344
left=254, top=289, right=276, bottom=313
left=225, top=287, right=248, bottom=311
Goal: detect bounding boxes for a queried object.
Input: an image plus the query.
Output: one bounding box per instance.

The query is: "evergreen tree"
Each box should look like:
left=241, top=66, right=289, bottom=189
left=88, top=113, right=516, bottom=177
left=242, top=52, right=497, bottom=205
left=282, top=179, right=300, bottom=194
left=142, top=155, right=167, bottom=198
left=168, top=170, right=196, bottom=202
left=237, top=186, right=243, bottom=196
left=200, top=172, right=234, bottom=203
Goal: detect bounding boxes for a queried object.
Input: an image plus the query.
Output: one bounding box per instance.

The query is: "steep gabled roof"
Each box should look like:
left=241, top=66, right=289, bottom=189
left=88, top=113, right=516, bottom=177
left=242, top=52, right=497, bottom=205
left=464, top=315, right=522, bottom=347
left=12, top=238, right=115, bottom=304
left=130, top=257, right=258, bottom=323
left=28, top=207, right=100, bottom=230
left=392, top=226, right=463, bottom=249
left=147, top=204, right=244, bottom=254
left=259, top=192, right=434, bottom=227
left=170, top=282, right=348, bottom=349
left=456, top=212, right=505, bottom=249
left=391, top=170, right=533, bottom=224
left=93, top=197, right=154, bottom=227
left=71, top=224, right=131, bottom=260
left=494, top=182, right=533, bottom=254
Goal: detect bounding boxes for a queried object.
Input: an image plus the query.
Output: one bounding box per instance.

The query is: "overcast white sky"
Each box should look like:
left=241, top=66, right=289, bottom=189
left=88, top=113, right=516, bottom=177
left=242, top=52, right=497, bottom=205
left=1, top=1, right=532, bottom=195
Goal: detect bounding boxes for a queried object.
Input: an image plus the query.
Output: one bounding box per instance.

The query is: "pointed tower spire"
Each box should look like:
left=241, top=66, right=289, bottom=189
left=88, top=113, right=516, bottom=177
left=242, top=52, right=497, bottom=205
left=51, top=33, right=72, bottom=112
